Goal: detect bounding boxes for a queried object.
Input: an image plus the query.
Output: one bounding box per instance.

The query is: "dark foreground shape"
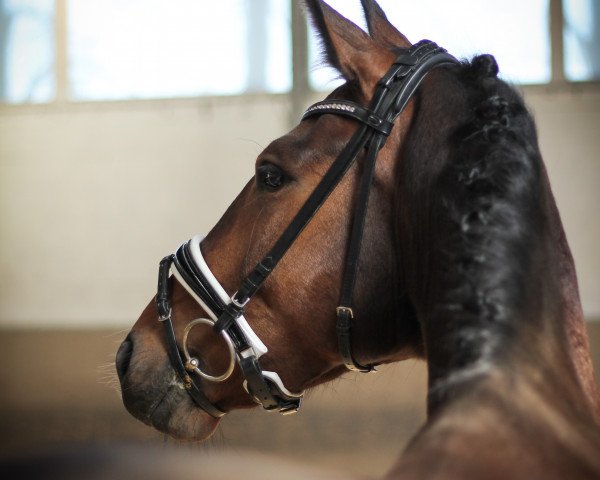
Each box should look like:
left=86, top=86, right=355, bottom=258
left=0, top=444, right=348, bottom=480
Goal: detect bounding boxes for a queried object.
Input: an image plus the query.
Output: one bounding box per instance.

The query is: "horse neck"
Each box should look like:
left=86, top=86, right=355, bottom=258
left=541, top=165, right=600, bottom=419
left=397, top=67, right=600, bottom=423
left=422, top=236, right=594, bottom=416
left=424, top=189, right=599, bottom=421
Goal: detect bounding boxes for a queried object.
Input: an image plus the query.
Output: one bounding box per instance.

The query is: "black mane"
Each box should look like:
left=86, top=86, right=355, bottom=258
left=397, top=54, right=550, bottom=394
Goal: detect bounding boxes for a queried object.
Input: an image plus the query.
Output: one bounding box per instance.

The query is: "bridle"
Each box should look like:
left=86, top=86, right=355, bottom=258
left=156, top=40, right=459, bottom=418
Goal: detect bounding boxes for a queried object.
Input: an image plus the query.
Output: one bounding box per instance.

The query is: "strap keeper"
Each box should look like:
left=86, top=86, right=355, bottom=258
left=213, top=303, right=243, bottom=333
left=256, top=257, right=274, bottom=277
left=158, top=307, right=171, bottom=322
left=366, top=114, right=393, bottom=136
left=394, top=53, right=418, bottom=66
left=236, top=256, right=275, bottom=302
left=156, top=255, right=174, bottom=321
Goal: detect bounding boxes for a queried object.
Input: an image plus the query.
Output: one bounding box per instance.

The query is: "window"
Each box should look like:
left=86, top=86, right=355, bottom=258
left=67, top=0, right=291, bottom=100
left=310, top=0, right=551, bottom=89
left=0, top=0, right=55, bottom=103
left=564, top=0, right=600, bottom=81
left=0, top=1, right=598, bottom=105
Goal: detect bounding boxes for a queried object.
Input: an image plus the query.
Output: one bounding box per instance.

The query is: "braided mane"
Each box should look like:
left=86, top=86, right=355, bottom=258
left=437, top=54, right=544, bottom=349
left=398, top=54, right=551, bottom=384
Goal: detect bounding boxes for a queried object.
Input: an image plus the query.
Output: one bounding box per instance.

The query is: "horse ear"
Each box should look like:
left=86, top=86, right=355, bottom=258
left=360, top=0, right=411, bottom=49
left=304, top=0, right=395, bottom=96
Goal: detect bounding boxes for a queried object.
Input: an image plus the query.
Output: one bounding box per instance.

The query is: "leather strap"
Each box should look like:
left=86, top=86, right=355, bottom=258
left=238, top=354, right=299, bottom=413
left=333, top=42, right=459, bottom=371
left=157, top=256, right=226, bottom=418
left=336, top=133, right=385, bottom=371
left=173, top=247, right=224, bottom=314
left=302, top=100, right=393, bottom=135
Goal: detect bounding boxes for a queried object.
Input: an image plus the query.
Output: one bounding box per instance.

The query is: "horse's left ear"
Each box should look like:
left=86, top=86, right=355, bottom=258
left=304, top=0, right=395, bottom=97
left=360, top=0, right=412, bottom=49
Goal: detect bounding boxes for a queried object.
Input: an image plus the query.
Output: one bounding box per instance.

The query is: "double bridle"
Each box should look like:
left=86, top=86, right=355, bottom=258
left=156, top=40, right=459, bottom=418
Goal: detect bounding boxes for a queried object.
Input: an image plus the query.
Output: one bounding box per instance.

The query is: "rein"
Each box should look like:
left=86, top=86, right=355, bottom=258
left=156, top=40, right=459, bottom=417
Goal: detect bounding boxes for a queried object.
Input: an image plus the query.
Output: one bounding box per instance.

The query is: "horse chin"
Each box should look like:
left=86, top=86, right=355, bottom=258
left=149, top=394, right=220, bottom=441
left=120, top=373, right=220, bottom=442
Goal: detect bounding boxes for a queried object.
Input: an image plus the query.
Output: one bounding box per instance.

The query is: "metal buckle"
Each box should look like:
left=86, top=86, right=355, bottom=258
left=336, top=306, right=354, bottom=319
left=158, top=309, right=171, bottom=322
left=231, top=292, right=250, bottom=309
left=279, top=404, right=300, bottom=415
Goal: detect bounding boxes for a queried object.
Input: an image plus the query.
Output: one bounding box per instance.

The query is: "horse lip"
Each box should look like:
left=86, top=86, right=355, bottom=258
left=147, top=379, right=220, bottom=440
left=146, top=382, right=177, bottom=423
left=140, top=372, right=189, bottom=421
left=118, top=369, right=176, bottom=427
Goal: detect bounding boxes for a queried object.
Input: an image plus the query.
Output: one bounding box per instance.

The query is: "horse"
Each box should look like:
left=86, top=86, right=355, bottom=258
left=116, top=1, right=600, bottom=477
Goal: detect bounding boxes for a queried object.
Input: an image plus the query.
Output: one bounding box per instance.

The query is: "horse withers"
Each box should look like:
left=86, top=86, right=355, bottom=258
left=116, top=1, right=600, bottom=477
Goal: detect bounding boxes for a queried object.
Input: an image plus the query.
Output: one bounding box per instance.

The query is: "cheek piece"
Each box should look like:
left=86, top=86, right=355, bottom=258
left=155, top=40, right=459, bottom=418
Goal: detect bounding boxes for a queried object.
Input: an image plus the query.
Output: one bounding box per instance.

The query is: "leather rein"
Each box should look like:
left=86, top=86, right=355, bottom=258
left=155, top=40, right=459, bottom=418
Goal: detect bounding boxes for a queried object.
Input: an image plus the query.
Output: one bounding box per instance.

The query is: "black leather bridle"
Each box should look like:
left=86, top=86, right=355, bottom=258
left=156, top=40, right=459, bottom=418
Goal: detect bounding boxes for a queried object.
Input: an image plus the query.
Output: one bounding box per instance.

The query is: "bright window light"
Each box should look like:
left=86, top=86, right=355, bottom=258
left=0, top=0, right=55, bottom=104
left=67, top=0, right=291, bottom=100
left=564, top=0, right=600, bottom=81
left=310, top=0, right=551, bottom=89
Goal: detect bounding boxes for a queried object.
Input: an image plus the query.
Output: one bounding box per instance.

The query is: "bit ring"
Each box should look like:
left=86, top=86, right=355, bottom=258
left=182, top=318, right=236, bottom=382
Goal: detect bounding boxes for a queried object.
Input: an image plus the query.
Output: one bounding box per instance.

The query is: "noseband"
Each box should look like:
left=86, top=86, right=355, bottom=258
left=156, top=40, right=459, bottom=418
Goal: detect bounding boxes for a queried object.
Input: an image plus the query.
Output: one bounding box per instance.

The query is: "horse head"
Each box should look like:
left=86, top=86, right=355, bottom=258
left=115, top=0, right=600, bottom=453
left=116, top=0, right=429, bottom=440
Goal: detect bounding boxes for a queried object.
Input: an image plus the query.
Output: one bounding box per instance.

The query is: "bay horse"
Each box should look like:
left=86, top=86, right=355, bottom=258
left=116, top=0, right=600, bottom=477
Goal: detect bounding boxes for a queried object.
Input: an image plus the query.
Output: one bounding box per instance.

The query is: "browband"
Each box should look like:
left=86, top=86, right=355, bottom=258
left=303, top=100, right=394, bottom=135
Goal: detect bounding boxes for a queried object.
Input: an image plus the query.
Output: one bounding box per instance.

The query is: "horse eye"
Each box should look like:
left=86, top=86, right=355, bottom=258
left=257, top=164, right=285, bottom=190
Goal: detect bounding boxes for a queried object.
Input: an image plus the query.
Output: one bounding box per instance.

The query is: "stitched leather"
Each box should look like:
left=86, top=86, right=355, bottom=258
left=336, top=133, right=385, bottom=372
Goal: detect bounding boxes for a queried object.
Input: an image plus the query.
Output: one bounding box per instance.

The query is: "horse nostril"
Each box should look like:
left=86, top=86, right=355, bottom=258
left=116, top=334, right=134, bottom=381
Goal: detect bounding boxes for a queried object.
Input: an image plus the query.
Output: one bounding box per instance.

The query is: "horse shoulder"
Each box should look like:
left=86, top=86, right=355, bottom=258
left=385, top=374, right=600, bottom=480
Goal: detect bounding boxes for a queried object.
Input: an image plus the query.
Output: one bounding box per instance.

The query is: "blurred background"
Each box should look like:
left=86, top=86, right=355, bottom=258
left=0, top=0, right=599, bottom=476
